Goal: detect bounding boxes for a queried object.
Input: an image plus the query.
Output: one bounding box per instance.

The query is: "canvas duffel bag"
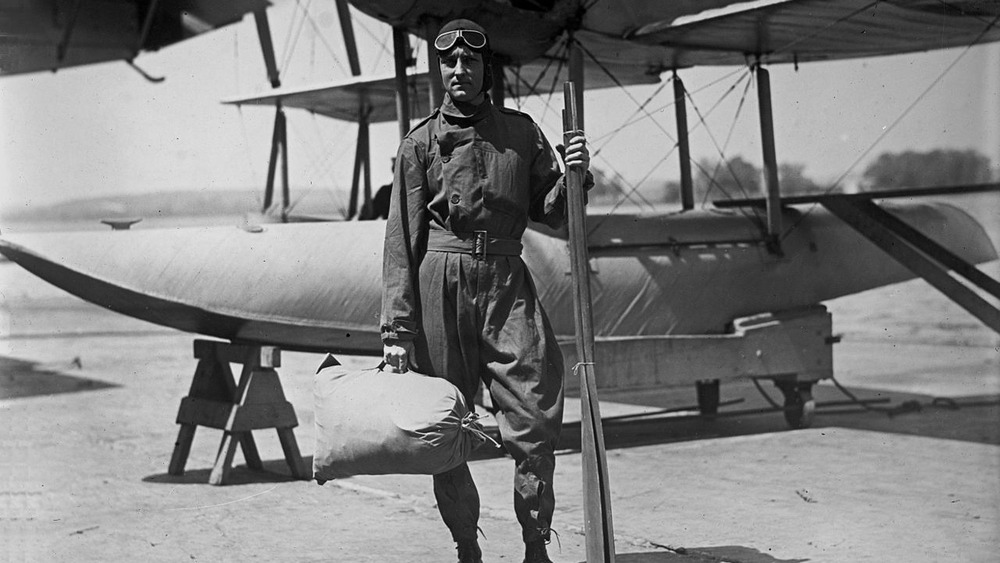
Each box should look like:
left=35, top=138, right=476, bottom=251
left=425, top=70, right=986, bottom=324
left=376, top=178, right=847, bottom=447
left=313, top=356, right=496, bottom=483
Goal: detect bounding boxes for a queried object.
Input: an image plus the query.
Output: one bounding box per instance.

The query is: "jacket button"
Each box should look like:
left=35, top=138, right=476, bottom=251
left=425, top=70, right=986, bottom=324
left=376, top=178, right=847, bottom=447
left=450, top=194, right=461, bottom=204
left=442, top=155, right=451, bottom=163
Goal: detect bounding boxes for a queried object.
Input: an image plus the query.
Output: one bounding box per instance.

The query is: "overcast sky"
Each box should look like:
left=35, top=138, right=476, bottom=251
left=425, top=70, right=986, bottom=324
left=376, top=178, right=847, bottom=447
left=1, top=3, right=998, bottom=213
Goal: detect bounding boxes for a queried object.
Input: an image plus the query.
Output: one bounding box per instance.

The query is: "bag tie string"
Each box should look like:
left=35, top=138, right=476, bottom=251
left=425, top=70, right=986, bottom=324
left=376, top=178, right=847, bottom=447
left=461, top=412, right=501, bottom=448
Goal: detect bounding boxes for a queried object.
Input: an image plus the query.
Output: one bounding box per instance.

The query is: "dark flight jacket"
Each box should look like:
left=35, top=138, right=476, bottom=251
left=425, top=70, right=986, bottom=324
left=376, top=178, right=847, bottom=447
left=381, top=95, right=581, bottom=345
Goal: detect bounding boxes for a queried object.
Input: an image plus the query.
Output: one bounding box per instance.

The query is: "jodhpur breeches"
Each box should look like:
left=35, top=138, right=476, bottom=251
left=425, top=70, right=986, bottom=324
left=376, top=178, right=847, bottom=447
left=410, top=249, right=564, bottom=543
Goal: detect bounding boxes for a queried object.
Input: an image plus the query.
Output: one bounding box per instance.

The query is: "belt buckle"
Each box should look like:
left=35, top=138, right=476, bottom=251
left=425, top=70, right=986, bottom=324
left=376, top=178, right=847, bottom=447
left=473, top=230, right=488, bottom=260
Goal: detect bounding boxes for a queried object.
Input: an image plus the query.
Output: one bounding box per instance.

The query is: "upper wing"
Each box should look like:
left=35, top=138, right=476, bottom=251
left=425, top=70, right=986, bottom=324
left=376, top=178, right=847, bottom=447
left=556, top=0, right=1000, bottom=83
left=624, top=0, right=1000, bottom=67
left=351, top=0, right=1000, bottom=87
left=0, top=0, right=269, bottom=76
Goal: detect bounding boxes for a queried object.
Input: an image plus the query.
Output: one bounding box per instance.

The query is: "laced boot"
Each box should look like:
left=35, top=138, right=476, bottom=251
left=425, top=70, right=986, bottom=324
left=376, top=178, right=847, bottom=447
left=456, top=539, right=483, bottom=563
left=522, top=539, right=553, bottom=563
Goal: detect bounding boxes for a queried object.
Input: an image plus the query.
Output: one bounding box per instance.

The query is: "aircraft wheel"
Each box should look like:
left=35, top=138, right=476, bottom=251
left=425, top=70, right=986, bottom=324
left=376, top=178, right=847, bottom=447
left=783, top=386, right=815, bottom=429
left=696, top=379, right=720, bottom=415
left=775, top=381, right=815, bottom=429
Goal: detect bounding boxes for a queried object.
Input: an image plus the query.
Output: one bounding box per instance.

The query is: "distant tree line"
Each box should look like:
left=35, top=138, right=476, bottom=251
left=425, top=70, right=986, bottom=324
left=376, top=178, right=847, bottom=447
left=606, top=148, right=995, bottom=205
left=2, top=190, right=261, bottom=222
left=9, top=148, right=993, bottom=222
left=860, top=149, right=993, bottom=190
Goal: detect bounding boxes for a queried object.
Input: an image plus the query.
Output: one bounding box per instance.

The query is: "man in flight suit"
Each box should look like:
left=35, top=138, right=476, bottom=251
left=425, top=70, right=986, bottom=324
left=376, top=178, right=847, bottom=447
left=381, top=18, right=591, bottom=563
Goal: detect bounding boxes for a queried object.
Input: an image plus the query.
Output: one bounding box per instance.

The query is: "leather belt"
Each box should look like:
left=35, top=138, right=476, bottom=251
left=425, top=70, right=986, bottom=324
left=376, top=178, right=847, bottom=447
left=426, top=229, right=522, bottom=259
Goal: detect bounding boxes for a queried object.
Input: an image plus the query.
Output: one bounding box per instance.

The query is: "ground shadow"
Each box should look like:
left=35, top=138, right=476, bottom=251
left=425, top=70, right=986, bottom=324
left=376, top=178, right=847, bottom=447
left=470, top=380, right=999, bottom=461
left=576, top=380, right=1000, bottom=450
left=575, top=546, right=808, bottom=563
left=0, top=355, right=118, bottom=399
left=144, top=457, right=313, bottom=485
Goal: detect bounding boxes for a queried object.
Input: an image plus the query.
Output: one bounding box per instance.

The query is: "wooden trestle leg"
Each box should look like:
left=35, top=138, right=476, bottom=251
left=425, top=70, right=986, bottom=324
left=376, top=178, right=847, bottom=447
left=168, top=339, right=308, bottom=485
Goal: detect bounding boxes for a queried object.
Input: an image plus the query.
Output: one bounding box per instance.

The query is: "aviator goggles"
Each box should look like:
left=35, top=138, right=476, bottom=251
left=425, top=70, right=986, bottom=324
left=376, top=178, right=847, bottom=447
left=434, top=29, right=487, bottom=51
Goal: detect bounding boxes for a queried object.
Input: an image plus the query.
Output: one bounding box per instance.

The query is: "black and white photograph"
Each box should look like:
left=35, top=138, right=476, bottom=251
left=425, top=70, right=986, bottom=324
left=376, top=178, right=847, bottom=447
left=2, top=2, right=998, bottom=562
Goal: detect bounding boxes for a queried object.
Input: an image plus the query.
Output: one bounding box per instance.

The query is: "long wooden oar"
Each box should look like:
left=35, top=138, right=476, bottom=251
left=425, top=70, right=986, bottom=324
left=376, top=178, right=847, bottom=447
left=563, top=81, right=616, bottom=563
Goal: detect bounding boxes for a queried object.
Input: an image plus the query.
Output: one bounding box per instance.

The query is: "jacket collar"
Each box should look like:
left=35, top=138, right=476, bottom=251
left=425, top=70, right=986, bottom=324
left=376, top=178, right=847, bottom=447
left=440, top=93, right=492, bottom=123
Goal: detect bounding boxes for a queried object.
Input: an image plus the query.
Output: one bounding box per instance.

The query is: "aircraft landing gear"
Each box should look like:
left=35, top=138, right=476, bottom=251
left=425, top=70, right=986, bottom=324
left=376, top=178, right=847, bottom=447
left=775, top=380, right=816, bottom=429
left=696, top=379, right=721, bottom=415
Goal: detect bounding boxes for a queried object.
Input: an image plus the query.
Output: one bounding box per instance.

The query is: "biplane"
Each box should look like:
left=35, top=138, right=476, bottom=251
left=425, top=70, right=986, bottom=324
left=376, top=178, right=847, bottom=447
left=2, top=0, right=999, bottom=432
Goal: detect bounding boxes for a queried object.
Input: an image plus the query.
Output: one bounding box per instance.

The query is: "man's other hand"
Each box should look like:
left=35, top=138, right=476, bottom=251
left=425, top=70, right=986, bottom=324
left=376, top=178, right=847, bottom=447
left=383, top=342, right=414, bottom=373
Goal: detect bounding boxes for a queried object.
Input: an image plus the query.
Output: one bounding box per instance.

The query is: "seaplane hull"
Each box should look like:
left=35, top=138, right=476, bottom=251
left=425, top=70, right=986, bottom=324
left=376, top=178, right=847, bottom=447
left=1, top=202, right=994, bottom=354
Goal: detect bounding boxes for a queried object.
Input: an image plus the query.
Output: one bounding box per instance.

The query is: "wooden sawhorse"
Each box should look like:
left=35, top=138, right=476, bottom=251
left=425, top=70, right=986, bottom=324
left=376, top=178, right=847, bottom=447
left=168, top=339, right=309, bottom=485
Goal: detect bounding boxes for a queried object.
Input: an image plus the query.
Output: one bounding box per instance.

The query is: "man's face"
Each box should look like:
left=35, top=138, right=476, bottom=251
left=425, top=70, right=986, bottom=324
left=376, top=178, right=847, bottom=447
left=439, top=45, right=484, bottom=104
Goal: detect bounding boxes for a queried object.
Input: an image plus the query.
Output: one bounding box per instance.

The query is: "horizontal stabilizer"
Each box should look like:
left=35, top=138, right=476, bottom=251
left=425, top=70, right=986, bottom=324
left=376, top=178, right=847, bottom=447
left=713, top=183, right=1000, bottom=208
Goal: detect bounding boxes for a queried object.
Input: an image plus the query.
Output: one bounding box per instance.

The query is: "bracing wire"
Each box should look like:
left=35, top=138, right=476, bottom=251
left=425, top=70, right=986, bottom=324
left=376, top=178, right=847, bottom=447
left=776, top=11, right=1000, bottom=241
left=555, top=36, right=680, bottom=215
left=280, top=0, right=314, bottom=78
left=589, top=66, right=748, bottom=149
left=682, top=70, right=768, bottom=229
left=594, top=62, right=760, bottom=228
left=235, top=106, right=262, bottom=193
left=575, top=40, right=679, bottom=146
left=356, top=20, right=392, bottom=72
left=307, top=112, right=353, bottom=184
left=499, top=49, right=654, bottom=213
left=293, top=1, right=345, bottom=77
left=278, top=0, right=301, bottom=70
left=585, top=66, right=755, bottom=222
left=572, top=36, right=772, bottom=227
left=693, top=80, right=758, bottom=205
left=771, top=1, right=880, bottom=58
left=537, top=38, right=570, bottom=124
left=686, top=70, right=759, bottom=204
left=590, top=79, right=670, bottom=158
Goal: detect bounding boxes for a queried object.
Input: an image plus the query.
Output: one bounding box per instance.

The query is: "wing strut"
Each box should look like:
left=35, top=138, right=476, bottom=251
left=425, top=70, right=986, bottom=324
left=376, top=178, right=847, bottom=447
left=348, top=107, right=373, bottom=219
left=393, top=27, right=412, bottom=140
left=756, top=64, right=782, bottom=254
left=335, top=0, right=361, bottom=76
left=253, top=10, right=289, bottom=219
left=253, top=11, right=281, bottom=88
left=336, top=2, right=374, bottom=220
left=673, top=71, right=694, bottom=210
left=425, top=22, right=444, bottom=111
left=56, top=0, right=83, bottom=64
left=821, top=197, right=1000, bottom=333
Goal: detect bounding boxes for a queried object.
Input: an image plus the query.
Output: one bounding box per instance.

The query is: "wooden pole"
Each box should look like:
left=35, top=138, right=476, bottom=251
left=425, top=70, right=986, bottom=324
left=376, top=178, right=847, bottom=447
left=673, top=71, right=694, bottom=210
left=569, top=38, right=584, bottom=124
left=564, top=79, right=615, bottom=563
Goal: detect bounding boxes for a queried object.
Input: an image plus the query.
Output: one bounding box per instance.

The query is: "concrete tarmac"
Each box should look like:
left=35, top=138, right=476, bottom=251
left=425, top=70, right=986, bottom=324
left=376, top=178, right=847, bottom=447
left=2, top=265, right=999, bottom=562
left=2, top=328, right=998, bottom=562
